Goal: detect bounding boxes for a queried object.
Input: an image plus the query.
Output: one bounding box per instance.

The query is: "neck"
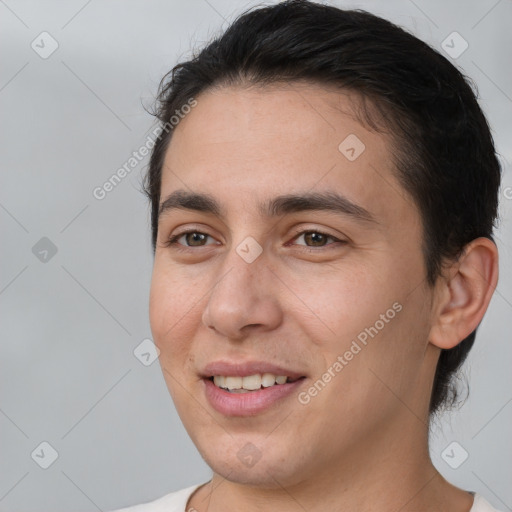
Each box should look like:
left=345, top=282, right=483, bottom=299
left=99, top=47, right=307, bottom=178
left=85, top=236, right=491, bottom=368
left=187, top=413, right=474, bottom=512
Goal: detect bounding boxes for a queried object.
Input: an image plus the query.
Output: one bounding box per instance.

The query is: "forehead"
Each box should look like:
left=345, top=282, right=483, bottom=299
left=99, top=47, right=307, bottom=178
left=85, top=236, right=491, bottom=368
left=161, top=82, right=415, bottom=228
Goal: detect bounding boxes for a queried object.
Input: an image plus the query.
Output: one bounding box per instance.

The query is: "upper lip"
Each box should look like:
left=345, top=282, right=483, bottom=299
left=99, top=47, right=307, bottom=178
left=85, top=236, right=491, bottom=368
left=200, top=360, right=306, bottom=380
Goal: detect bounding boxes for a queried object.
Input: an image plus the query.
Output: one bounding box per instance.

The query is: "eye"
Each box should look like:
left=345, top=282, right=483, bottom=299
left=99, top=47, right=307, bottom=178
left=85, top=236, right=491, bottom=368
left=290, top=230, right=345, bottom=249
left=165, top=230, right=218, bottom=249
left=164, top=228, right=346, bottom=252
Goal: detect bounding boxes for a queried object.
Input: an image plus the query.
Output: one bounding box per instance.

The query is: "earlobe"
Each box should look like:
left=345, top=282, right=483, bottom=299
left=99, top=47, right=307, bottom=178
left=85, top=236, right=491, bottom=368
left=428, top=237, right=499, bottom=350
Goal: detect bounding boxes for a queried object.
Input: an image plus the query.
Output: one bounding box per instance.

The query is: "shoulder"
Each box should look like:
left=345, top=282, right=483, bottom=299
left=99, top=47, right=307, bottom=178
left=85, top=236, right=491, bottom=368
left=471, top=493, right=505, bottom=512
left=108, top=482, right=205, bottom=512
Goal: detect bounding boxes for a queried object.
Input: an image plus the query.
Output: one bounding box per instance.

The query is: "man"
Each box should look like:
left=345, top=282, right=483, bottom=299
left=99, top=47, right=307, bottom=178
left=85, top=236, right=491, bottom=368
left=112, top=1, right=502, bottom=510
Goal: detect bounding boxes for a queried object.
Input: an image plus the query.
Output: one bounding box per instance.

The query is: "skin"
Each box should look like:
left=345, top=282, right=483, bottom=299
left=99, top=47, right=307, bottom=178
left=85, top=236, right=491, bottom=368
left=149, top=81, right=499, bottom=512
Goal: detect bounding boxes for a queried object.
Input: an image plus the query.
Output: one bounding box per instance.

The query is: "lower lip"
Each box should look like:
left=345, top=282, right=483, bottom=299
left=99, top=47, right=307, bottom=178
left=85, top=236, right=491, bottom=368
left=203, top=378, right=306, bottom=416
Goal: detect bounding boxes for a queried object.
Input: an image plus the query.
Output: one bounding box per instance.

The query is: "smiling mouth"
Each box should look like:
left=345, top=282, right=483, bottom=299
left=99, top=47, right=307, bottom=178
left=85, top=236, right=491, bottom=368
left=208, top=374, right=306, bottom=393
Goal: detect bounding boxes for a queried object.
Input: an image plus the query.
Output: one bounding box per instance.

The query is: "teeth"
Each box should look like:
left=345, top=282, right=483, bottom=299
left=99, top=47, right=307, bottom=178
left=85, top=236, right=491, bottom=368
left=242, top=374, right=262, bottom=390
left=261, top=373, right=276, bottom=387
left=212, top=373, right=291, bottom=391
left=213, top=375, right=225, bottom=388
left=224, top=376, right=242, bottom=390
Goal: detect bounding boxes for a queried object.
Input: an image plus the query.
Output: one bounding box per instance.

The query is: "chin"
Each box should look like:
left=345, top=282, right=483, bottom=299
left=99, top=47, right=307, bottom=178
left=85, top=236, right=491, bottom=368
left=195, top=435, right=305, bottom=489
left=206, top=456, right=295, bottom=488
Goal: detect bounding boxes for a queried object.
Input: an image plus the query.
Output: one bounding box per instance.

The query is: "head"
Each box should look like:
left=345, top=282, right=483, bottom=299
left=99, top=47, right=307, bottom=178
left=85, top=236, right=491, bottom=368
left=146, top=0, right=500, bottom=487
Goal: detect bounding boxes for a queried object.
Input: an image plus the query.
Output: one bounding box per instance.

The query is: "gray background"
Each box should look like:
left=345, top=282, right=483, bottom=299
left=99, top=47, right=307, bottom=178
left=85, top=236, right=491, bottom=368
left=1, top=1, right=511, bottom=511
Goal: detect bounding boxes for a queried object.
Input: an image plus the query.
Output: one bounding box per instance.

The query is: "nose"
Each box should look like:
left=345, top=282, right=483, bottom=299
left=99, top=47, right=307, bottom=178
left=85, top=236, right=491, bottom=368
left=201, top=247, right=283, bottom=340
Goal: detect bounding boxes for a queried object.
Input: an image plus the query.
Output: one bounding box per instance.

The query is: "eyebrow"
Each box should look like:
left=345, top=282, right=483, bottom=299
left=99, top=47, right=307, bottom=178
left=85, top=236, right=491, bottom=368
left=158, top=189, right=378, bottom=225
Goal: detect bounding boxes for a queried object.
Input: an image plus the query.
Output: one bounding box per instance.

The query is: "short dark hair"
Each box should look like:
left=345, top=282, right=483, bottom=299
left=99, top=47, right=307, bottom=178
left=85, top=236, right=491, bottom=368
left=143, top=0, right=501, bottom=415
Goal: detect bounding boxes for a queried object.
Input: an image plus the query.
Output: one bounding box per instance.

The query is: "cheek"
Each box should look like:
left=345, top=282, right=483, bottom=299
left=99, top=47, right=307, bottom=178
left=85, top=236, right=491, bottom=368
left=149, top=262, right=202, bottom=355
left=287, top=254, right=428, bottom=398
left=282, top=261, right=394, bottom=346
left=149, top=277, right=175, bottom=344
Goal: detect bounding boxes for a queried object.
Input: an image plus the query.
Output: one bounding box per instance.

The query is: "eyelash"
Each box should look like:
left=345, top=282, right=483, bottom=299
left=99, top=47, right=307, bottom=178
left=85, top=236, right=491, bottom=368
left=164, top=229, right=346, bottom=252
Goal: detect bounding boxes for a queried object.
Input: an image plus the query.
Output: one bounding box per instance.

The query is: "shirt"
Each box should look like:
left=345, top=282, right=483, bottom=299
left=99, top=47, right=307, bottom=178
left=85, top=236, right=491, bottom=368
left=108, top=483, right=504, bottom=512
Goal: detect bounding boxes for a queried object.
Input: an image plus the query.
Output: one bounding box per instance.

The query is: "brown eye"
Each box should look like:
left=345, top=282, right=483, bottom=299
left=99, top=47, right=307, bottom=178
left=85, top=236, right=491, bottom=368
left=303, top=231, right=330, bottom=246
left=183, top=232, right=208, bottom=246
left=294, top=230, right=338, bottom=247
left=166, top=230, right=216, bottom=248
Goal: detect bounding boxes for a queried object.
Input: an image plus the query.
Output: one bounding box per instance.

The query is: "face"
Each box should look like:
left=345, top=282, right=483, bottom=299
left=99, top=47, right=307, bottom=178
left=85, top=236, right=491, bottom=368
left=149, top=82, right=439, bottom=488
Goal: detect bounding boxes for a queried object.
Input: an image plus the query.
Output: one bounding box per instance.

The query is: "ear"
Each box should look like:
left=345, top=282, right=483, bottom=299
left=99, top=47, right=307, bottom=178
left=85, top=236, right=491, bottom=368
left=428, top=237, right=499, bottom=350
